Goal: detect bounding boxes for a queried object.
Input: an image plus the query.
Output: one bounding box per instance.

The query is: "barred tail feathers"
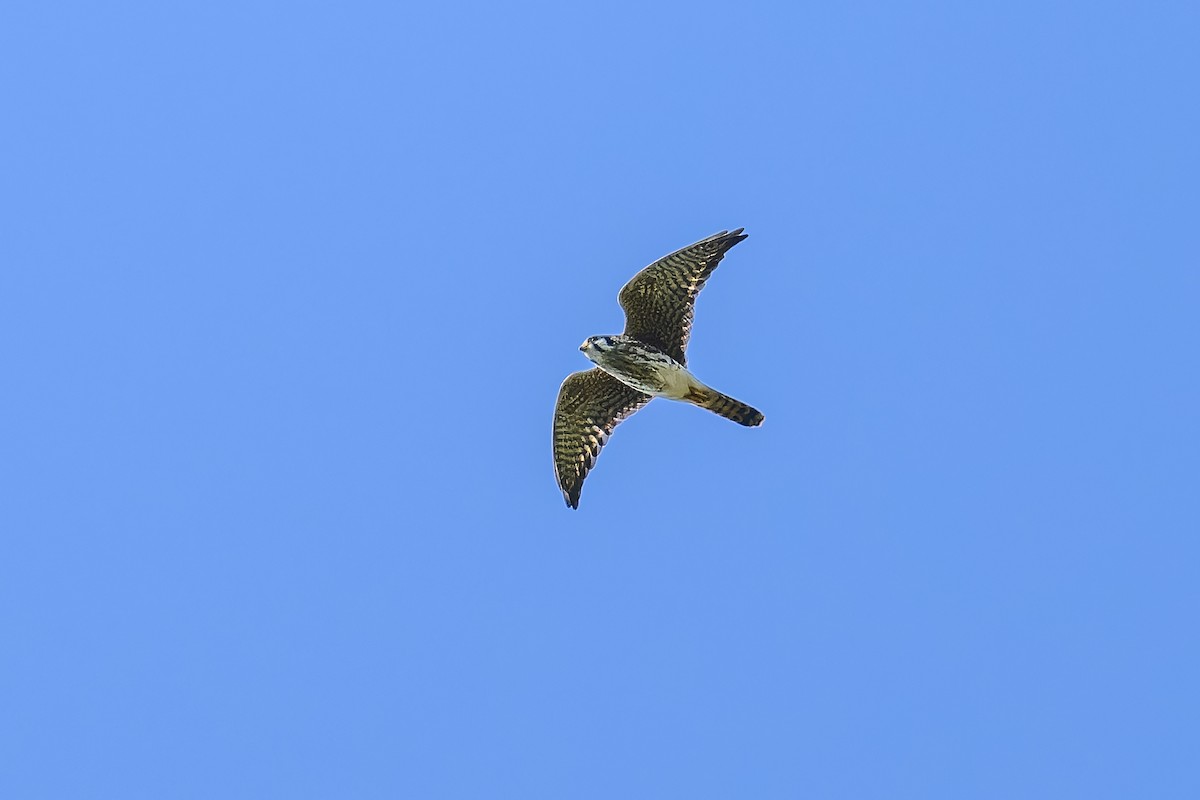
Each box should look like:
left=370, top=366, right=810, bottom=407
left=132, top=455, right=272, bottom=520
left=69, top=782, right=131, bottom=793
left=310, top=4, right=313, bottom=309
left=683, top=384, right=764, bottom=427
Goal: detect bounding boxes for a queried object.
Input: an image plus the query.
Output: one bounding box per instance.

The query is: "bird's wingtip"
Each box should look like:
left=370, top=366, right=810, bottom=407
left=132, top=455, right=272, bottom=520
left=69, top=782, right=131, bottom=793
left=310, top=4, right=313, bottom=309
left=716, top=227, right=748, bottom=247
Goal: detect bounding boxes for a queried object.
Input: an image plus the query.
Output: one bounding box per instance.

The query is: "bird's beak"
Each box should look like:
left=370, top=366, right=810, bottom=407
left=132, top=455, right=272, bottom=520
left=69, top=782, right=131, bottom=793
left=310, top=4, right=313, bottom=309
left=579, top=340, right=589, bottom=352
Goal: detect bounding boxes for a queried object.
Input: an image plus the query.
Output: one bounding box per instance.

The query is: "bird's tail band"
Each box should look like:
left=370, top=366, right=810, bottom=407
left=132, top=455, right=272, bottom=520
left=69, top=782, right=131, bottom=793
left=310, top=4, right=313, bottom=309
left=683, top=385, right=764, bottom=427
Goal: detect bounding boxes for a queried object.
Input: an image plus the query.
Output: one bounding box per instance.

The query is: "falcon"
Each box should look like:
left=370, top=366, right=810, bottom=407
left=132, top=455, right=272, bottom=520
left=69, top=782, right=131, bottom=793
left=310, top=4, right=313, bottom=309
left=553, top=228, right=764, bottom=509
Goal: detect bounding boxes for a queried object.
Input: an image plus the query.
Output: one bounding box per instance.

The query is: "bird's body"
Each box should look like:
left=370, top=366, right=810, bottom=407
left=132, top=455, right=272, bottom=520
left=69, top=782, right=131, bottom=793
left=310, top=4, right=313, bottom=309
left=580, top=334, right=764, bottom=426
left=552, top=229, right=763, bottom=508
left=580, top=335, right=691, bottom=398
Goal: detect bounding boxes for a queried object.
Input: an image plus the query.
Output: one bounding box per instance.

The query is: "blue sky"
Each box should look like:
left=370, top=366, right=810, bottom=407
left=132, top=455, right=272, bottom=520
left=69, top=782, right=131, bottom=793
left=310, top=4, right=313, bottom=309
left=2, top=1, right=1197, bottom=797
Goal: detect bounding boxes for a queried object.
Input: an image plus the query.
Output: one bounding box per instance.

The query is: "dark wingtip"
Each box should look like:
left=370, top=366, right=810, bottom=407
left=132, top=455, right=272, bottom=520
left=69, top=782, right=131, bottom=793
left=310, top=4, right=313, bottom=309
left=564, top=490, right=580, bottom=510
left=717, top=227, right=748, bottom=250
left=705, top=228, right=746, bottom=243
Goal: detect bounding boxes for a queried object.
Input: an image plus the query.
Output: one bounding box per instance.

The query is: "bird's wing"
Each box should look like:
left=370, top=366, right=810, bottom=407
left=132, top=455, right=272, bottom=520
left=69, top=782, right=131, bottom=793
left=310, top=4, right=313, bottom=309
left=553, top=368, right=651, bottom=509
left=618, top=229, right=747, bottom=365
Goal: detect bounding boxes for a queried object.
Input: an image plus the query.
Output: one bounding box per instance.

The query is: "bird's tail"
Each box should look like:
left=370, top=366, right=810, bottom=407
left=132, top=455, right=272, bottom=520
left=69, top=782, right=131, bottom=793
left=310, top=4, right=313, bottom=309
left=683, top=384, right=764, bottom=427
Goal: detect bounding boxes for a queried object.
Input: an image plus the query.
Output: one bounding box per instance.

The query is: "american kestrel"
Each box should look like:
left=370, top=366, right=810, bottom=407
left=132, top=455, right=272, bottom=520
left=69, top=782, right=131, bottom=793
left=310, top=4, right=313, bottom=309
left=553, top=229, right=763, bottom=509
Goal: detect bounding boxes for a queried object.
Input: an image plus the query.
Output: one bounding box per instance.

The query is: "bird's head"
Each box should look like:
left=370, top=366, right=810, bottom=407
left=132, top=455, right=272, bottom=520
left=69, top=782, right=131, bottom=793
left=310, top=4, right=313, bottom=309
left=580, top=335, right=616, bottom=355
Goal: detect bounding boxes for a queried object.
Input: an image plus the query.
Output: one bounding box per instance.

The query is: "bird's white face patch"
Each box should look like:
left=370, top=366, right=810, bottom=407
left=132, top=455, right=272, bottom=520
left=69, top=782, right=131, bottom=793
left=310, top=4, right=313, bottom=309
left=582, top=336, right=616, bottom=355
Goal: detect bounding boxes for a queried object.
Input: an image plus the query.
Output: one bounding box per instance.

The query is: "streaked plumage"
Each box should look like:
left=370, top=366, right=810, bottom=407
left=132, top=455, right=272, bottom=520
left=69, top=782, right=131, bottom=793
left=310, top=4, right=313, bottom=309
left=552, top=369, right=650, bottom=511
left=553, top=229, right=764, bottom=509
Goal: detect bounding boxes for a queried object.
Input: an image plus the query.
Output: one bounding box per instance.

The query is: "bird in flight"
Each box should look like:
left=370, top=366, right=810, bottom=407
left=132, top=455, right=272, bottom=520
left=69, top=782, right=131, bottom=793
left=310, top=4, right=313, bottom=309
left=552, top=229, right=764, bottom=509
